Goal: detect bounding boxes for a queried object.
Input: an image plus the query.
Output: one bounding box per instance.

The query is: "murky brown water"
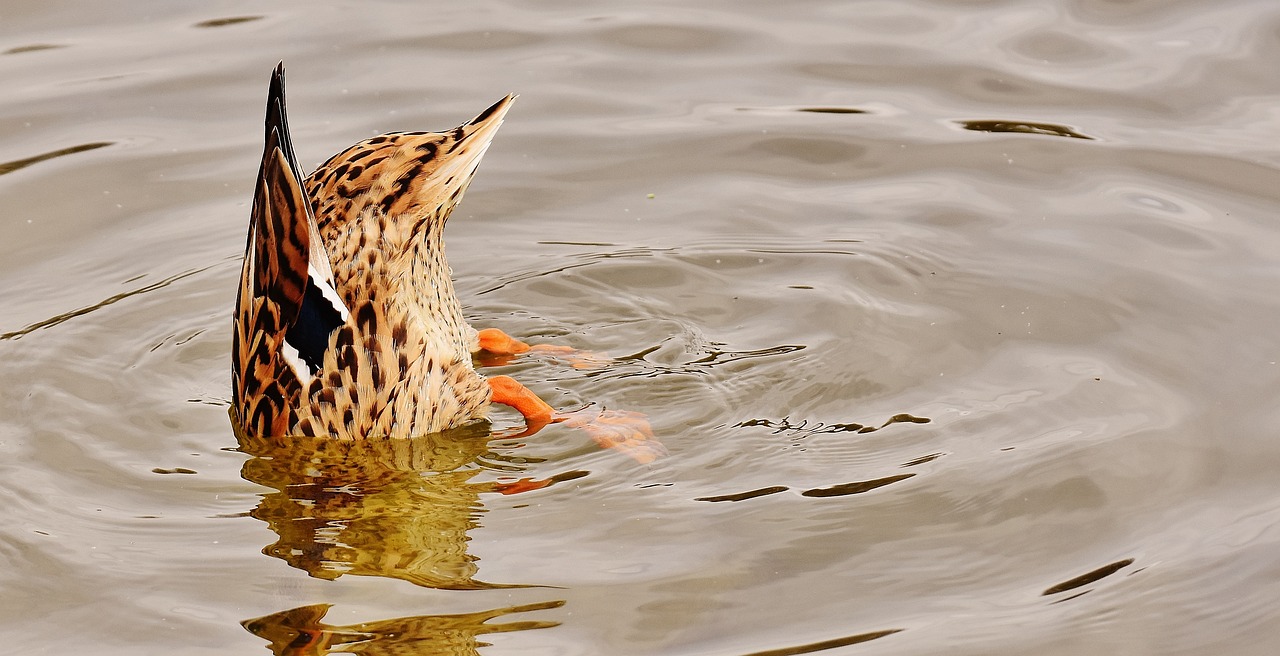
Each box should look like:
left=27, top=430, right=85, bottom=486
left=5, top=1, right=1280, bottom=654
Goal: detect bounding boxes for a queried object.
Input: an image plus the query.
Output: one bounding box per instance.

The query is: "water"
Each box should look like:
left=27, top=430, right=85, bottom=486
left=3, top=1, right=1280, bottom=654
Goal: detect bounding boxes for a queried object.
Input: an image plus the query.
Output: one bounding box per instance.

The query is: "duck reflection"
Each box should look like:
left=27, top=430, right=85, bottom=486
left=237, top=422, right=567, bottom=590
left=242, top=600, right=563, bottom=656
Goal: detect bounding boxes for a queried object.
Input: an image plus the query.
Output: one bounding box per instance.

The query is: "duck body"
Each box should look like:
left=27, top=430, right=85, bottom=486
left=232, top=64, right=514, bottom=440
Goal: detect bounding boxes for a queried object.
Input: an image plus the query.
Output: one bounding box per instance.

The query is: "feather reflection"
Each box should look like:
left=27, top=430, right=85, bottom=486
left=237, top=423, right=553, bottom=590
left=242, top=600, right=562, bottom=656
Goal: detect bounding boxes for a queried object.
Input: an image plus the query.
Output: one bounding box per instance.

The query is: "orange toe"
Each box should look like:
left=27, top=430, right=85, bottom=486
left=477, top=328, right=531, bottom=356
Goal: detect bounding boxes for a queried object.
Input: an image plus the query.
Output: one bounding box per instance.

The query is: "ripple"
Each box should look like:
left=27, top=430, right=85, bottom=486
left=592, top=23, right=745, bottom=53
left=0, top=265, right=212, bottom=340
left=388, top=27, right=546, bottom=51
left=6, top=1, right=1280, bottom=653
left=1004, top=29, right=1114, bottom=64
left=800, top=474, right=915, bottom=498
left=3, top=44, right=66, bottom=55
left=695, top=486, right=790, bottom=503
left=1043, top=558, right=1136, bottom=597
left=795, top=107, right=869, bottom=115
left=0, top=141, right=112, bottom=176
left=956, top=119, right=1095, bottom=140
left=734, top=413, right=930, bottom=437
left=749, top=136, right=868, bottom=165
left=738, top=628, right=904, bottom=656
left=191, top=16, right=262, bottom=28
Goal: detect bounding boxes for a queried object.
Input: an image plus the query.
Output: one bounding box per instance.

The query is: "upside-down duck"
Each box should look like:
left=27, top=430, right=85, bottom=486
left=231, top=63, right=658, bottom=462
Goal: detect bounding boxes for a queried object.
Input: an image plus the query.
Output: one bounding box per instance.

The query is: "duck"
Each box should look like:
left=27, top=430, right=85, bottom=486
left=232, top=63, right=659, bottom=462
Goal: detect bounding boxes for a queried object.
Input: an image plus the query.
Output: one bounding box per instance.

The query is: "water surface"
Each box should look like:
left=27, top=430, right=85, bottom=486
left=3, top=1, right=1280, bottom=654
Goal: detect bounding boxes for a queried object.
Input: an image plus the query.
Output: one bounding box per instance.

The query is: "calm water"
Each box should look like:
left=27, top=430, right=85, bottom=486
left=4, top=1, right=1280, bottom=654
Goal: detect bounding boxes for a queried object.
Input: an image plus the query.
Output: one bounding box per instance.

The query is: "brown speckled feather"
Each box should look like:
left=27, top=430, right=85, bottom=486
left=306, top=96, right=512, bottom=309
left=233, top=63, right=514, bottom=440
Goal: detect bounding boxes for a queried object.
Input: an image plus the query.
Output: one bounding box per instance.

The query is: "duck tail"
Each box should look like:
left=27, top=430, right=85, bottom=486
left=232, top=63, right=348, bottom=436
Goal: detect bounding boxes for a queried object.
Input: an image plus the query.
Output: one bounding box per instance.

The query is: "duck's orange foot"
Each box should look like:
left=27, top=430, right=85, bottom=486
left=487, top=373, right=662, bottom=463
left=475, top=328, right=531, bottom=367
left=476, top=327, right=614, bottom=369
left=556, top=406, right=666, bottom=464
left=527, top=344, right=613, bottom=370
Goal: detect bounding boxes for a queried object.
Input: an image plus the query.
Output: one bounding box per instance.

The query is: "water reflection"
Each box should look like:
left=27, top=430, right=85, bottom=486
left=0, top=265, right=214, bottom=340
left=238, top=424, right=551, bottom=590
left=192, top=16, right=263, bottom=28
left=2, top=43, right=65, bottom=55
left=1043, top=558, right=1136, bottom=599
left=734, top=413, right=929, bottom=436
left=242, top=600, right=562, bottom=656
left=737, top=628, right=902, bottom=656
left=0, top=142, right=113, bottom=176
left=956, top=119, right=1095, bottom=140
left=695, top=413, right=932, bottom=503
left=795, top=107, right=868, bottom=114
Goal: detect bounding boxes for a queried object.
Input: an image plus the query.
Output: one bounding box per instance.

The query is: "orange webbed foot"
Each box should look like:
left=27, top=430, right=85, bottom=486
left=527, top=344, right=614, bottom=369
left=475, top=327, right=613, bottom=369
left=486, top=375, right=664, bottom=463
left=555, top=406, right=666, bottom=464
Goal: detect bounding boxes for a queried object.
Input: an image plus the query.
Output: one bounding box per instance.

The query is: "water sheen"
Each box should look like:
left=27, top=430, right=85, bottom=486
left=3, top=1, right=1280, bottom=654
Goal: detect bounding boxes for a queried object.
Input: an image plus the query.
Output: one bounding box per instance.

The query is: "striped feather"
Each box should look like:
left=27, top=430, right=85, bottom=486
left=233, top=64, right=349, bottom=436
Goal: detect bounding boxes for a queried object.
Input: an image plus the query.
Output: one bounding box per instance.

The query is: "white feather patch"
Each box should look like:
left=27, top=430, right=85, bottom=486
left=308, top=263, right=350, bottom=322
left=281, top=339, right=313, bottom=385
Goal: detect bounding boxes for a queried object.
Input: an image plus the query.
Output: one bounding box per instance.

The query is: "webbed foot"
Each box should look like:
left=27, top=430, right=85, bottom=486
left=556, top=406, right=665, bottom=464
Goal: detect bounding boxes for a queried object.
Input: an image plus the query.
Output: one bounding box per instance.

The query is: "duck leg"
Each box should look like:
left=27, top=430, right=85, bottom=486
left=487, top=375, right=554, bottom=432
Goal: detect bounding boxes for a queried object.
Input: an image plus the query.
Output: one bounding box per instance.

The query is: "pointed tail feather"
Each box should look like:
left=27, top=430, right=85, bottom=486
left=233, top=64, right=349, bottom=435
